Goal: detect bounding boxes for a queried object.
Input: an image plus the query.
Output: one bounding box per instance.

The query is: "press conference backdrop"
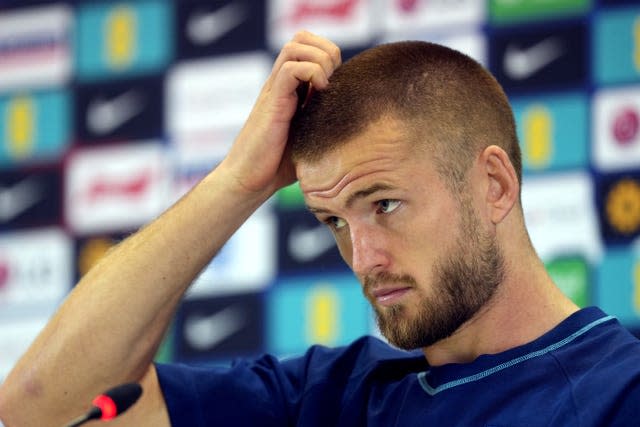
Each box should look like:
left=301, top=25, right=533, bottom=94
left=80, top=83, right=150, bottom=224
left=0, top=0, right=639, bottom=381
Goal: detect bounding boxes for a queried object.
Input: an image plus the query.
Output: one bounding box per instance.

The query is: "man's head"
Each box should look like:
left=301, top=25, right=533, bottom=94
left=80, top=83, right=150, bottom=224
left=290, top=40, right=521, bottom=194
left=290, top=41, right=521, bottom=350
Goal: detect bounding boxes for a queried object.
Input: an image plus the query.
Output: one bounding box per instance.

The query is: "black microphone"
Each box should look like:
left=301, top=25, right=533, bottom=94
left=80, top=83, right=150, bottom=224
left=63, top=383, right=143, bottom=427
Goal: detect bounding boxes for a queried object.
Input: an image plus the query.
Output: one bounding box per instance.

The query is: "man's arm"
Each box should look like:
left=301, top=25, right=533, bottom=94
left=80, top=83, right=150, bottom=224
left=0, top=31, right=341, bottom=427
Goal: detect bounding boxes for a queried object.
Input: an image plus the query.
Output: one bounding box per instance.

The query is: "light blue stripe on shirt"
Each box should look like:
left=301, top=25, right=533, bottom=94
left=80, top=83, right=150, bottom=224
left=418, top=315, right=616, bottom=396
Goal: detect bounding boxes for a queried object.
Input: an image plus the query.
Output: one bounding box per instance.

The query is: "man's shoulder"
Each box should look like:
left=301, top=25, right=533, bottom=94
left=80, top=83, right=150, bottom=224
left=549, top=310, right=640, bottom=409
left=550, top=309, right=639, bottom=366
left=554, top=310, right=640, bottom=365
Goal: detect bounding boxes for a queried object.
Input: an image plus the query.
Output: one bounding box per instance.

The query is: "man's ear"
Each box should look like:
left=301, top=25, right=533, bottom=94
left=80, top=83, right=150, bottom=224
left=481, top=145, right=519, bottom=224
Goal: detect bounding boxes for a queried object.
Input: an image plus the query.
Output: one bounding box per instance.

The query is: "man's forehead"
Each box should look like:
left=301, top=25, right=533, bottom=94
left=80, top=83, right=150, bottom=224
left=296, top=148, right=401, bottom=196
left=295, top=117, right=415, bottom=183
left=297, top=156, right=425, bottom=216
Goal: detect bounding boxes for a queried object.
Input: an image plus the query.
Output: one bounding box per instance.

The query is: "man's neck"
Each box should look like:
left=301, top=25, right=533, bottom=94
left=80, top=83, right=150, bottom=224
left=422, top=255, right=580, bottom=367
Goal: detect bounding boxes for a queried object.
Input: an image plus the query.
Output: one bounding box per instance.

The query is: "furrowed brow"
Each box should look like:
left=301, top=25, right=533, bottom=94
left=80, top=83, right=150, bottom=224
left=306, top=183, right=395, bottom=215
left=345, top=183, right=394, bottom=209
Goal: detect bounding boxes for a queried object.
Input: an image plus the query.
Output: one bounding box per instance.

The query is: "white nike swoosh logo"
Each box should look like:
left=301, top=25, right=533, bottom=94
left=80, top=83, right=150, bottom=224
left=184, top=304, right=245, bottom=350
left=86, top=90, right=145, bottom=135
left=288, top=224, right=336, bottom=262
left=186, top=2, right=248, bottom=46
left=0, top=177, right=43, bottom=222
left=503, top=37, right=565, bottom=80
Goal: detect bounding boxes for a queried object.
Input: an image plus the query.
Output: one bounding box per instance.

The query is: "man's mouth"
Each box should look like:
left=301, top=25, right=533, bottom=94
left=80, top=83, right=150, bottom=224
left=371, top=286, right=412, bottom=306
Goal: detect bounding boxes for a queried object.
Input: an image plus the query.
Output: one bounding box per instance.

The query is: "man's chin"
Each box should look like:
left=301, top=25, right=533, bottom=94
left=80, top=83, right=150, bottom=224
left=375, top=310, right=419, bottom=348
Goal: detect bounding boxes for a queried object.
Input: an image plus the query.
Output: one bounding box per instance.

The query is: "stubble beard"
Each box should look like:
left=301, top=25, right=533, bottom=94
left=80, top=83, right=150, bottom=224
left=370, top=200, right=505, bottom=350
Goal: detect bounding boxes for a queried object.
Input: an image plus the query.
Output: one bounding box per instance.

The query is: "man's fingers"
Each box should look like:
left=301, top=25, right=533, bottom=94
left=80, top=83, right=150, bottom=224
left=291, top=30, right=342, bottom=69
left=271, top=31, right=342, bottom=81
left=273, top=42, right=336, bottom=81
left=272, top=61, right=330, bottom=96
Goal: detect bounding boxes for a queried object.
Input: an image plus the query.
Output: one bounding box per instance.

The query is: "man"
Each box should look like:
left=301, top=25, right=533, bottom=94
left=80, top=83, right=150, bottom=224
left=1, top=31, right=639, bottom=426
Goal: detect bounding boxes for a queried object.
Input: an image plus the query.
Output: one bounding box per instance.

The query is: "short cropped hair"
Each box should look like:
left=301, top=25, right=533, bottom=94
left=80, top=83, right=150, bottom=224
left=289, top=41, right=522, bottom=194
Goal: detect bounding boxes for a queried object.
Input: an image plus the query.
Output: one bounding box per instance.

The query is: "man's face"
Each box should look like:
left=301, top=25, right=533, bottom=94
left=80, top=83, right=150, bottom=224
left=296, top=117, right=504, bottom=350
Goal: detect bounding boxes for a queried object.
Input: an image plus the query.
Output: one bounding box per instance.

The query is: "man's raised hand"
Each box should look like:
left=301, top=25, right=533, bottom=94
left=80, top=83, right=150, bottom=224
left=219, top=31, right=341, bottom=197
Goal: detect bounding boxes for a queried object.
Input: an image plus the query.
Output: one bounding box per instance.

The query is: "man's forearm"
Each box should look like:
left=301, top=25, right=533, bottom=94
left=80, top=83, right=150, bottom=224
left=0, top=165, right=270, bottom=426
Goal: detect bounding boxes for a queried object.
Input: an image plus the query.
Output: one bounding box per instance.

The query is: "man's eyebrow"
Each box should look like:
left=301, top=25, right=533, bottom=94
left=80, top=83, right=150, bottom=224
left=345, top=183, right=395, bottom=208
left=306, top=183, right=395, bottom=214
left=306, top=205, right=330, bottom=215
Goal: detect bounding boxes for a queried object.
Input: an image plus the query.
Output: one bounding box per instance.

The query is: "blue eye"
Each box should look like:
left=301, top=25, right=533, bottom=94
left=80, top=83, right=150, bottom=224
left=378, top=199, right=401, bottom=214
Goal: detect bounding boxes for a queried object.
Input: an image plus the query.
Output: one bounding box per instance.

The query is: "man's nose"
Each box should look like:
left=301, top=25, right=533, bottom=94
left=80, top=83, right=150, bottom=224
left=349, top=223, right=390, bottom=278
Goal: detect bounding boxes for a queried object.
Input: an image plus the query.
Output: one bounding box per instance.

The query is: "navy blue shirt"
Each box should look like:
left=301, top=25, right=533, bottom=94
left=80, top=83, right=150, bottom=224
left=157, top=307, right=640, bottom=426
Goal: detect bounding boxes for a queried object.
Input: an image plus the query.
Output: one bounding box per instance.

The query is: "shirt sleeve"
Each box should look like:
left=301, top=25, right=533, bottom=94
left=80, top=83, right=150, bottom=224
left=155, top=353, right=307, bottom=427
left=154, top=336, right=405, bottom=426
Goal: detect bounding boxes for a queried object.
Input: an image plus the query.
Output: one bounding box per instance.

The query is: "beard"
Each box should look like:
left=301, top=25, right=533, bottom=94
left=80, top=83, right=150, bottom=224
left=366, top=198, right=505, bottom=350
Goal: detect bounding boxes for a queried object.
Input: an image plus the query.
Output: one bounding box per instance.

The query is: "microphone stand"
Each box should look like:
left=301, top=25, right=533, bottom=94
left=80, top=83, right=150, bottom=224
left=63, top=407, right=100, bottom=427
